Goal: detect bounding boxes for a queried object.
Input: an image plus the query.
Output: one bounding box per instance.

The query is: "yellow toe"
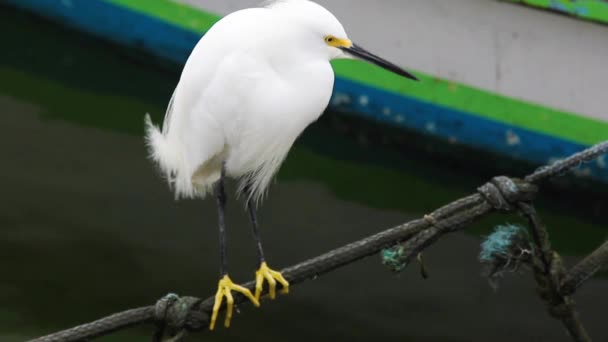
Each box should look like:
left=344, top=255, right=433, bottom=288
left=209, top=275, right=259, bottom=330
left=254, top=262, right=290, bottom=301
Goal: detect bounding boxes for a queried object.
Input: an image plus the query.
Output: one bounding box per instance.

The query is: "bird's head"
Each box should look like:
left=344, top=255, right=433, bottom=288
left=267, top=0, right=418, bottom=81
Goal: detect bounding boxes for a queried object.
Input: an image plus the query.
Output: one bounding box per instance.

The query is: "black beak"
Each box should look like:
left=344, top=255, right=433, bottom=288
left=341, top=43, right=419, bottom=81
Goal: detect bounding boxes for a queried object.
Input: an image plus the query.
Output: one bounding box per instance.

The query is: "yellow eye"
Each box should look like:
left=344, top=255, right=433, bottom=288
left=324, top=36, right=352, bottom=48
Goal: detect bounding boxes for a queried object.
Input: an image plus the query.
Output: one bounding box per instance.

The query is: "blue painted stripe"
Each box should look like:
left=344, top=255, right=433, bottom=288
left=332, top=78, right=607, bottom=182
left=6, top=0, right=607, bottom=183
left=6, top=0, right=198, bottom=64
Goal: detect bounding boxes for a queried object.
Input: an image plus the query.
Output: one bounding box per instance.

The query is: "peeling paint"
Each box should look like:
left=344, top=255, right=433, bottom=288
left=358, top=95, right=369, bottom=107
left=506, top=130, right=522, bottom=146
left=188, top=19, right=200, bottom=29
left=509, top=0, right=608, bottom=25
left=597, top=155, right=606, bottom=169
left=331, top=92, right=352, bottom=107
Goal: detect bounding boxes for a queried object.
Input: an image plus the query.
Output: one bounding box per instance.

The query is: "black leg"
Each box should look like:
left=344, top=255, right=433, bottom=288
left=245, top=188, right=289, bottom=301
left=246, top=197, right=266, bottom=266
left=214, top=165, right=228, bottom=277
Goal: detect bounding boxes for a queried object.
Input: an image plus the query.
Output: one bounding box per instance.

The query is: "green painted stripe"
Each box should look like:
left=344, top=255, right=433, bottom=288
left=332, top=60, right=608, bottom=146
left=103, top=0, right=608, bottom=146
left=507, top=0, right=608, bottom=25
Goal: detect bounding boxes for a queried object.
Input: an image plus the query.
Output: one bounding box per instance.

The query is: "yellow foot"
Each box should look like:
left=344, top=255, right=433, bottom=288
left=254, top=262, right=290, bottom=301
left=209, top=275, right=259, bottom=330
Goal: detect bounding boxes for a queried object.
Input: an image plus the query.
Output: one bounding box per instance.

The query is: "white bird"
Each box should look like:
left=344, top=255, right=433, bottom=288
left=145, top=0, right=418, bottom=330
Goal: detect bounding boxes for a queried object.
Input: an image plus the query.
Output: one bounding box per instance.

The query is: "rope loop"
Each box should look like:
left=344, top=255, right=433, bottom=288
left=154, top=293, right=179, bottom=325
left=154, top=293, right=202, bottom=340
left=478, top=176, right=538, bottom=211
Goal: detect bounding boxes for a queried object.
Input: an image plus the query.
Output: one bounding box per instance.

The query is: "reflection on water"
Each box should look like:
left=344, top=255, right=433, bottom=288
left=1, top=7, right=606, bottom=342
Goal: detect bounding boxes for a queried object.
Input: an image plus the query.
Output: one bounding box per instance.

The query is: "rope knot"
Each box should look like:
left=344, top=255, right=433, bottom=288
left=535, top=278, right=574, bottom=319
left=154, top=293, right=203, bottom=340
left=478, top=176, right=537, bottom=211
left=548, top=299, right=575, bottom=319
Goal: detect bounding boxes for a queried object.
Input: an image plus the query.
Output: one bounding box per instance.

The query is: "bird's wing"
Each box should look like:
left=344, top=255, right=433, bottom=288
left=164, top=51, right=266, bottom=196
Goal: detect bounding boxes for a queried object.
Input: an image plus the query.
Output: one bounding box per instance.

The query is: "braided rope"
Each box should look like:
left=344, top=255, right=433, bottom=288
left=28, top=141, right=608, bottom=342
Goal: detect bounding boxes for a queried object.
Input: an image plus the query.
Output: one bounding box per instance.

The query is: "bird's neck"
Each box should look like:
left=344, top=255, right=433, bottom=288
left=265, top=37, right=328, bottom=77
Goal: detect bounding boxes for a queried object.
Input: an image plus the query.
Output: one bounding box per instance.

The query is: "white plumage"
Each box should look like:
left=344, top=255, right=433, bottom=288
left=145, top=0, right=347, bottom=203
left=144, top=0, right=418, bottom=330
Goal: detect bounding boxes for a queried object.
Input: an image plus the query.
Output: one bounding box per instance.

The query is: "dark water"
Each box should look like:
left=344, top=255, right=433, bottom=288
left=1, top=7, right=606, bottom=342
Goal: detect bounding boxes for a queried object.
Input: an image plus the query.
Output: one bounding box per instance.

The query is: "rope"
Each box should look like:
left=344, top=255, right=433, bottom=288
left=525, top=141, right=608, bottom=183
left=27, top=140, right=608, bottom=342
left=518, top=204, right=592, bottom=342
left=28, top=307, right=155, bottom=342
left=383, top=176, right=538, bottom=271
left=560, top=240, right=608, bottom=296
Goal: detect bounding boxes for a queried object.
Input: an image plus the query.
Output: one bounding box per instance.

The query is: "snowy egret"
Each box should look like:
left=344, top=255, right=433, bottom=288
left=145, top=0, right=418, bottom=330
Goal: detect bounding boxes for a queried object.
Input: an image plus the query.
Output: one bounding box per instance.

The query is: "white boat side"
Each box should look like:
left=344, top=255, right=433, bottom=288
left=179, top=0, right=608, bottom=123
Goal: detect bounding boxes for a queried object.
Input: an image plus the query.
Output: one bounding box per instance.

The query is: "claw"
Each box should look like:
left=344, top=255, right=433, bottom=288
left=209, top=275, right=259, bottom=330
left=254, top=262, right=289, bottom=301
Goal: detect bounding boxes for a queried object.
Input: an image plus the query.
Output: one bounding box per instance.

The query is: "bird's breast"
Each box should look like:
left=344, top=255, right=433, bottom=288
left=276, top=60, right=335, bottom=124
left=223, top=59, right=335, bottom=176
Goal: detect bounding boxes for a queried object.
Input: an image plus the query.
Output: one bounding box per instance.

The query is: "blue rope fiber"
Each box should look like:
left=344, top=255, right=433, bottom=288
left=480, top=224, right=526, bottom=262
left=479, top=224, right=533, bottom=279
left=381, top=246, right=407, bottom=273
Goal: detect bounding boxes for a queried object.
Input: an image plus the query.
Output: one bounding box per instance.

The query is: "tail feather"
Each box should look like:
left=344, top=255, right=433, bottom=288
left=144, top=114, right=179, bottom=183
left=145, top=114, right=210, bottom=200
